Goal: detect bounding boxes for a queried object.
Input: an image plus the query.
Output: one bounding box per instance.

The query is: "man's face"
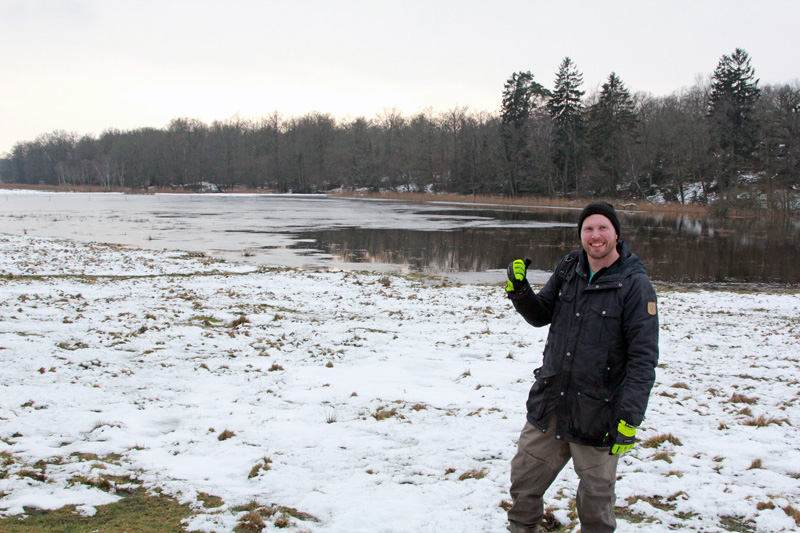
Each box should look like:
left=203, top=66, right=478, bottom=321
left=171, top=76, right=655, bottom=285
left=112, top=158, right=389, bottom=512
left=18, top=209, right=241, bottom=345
left=581, top=214, right=618, bottom=263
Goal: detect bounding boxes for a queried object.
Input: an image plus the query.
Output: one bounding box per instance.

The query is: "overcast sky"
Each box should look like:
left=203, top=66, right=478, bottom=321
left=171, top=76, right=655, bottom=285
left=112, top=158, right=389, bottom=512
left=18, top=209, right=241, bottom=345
left=1, top=0, right=798, bottom=156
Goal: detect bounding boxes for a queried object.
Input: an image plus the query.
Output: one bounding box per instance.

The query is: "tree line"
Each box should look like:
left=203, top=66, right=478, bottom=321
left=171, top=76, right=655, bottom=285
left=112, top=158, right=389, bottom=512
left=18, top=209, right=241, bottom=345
left=3, top=48, right=798, bottom=209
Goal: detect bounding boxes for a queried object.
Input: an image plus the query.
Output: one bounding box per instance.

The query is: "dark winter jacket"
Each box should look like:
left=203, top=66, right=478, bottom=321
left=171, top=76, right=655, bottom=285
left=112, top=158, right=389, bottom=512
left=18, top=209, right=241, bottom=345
left=508, top=241, right=659, bottom=447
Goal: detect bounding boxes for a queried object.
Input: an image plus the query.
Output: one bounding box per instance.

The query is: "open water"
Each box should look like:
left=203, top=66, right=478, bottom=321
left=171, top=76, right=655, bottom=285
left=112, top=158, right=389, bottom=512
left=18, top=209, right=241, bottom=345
left=2, top=192, right=798, bottom=286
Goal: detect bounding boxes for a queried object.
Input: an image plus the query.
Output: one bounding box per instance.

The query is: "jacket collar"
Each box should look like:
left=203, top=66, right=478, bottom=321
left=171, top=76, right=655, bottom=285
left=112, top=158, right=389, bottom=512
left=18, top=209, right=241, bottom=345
left=577, top=240, right=644, bottom=283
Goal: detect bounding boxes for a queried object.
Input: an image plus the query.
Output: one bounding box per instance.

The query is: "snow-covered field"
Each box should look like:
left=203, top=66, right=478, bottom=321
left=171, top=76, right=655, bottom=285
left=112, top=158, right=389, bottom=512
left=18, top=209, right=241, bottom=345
left=1, top=233, right=798, bottom=532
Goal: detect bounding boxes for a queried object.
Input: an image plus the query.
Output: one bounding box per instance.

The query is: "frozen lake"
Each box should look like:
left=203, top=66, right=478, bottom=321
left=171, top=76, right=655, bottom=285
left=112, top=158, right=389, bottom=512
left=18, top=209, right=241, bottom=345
left=2, top=192, right=798, bottom=286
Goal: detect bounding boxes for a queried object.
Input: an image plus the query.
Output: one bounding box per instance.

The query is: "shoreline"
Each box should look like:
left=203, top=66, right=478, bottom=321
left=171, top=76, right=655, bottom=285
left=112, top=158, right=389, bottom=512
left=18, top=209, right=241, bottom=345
left=1, top=182, right=711, bottom=217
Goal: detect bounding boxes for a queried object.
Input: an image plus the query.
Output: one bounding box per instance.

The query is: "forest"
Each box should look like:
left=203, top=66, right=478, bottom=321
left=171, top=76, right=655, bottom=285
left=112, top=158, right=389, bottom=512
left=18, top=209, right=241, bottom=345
left=2, top=48, right=798, bottom=213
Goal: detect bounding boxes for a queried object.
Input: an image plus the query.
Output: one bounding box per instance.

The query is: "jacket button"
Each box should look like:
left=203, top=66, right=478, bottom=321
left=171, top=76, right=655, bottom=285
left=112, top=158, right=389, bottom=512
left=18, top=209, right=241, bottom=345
left=560, top=392, right=565, bottom=396
left=556, top=435, right=561, bottom=440
left=602, top=310, right=606, bottom=315
left=576, top=312, right=580, bottom=317
left=566, top=352, right=571, bottom=356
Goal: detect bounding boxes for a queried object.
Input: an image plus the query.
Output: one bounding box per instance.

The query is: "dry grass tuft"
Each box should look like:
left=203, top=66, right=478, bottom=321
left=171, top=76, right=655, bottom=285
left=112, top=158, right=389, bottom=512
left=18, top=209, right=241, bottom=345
left=458, top=468, right=488, bottom=481
left=248, top=457, right=272, bottom=479
left=372, top=406, right=400, bottom=421
left=652, top=451, right=675, bottom=463
left=229, top=315, right=250, bottom=328
left=197, top=492, right=224, bottom=508
left=641, top=433, right=683, bottom=448
left=784, top=504, right=800, bottom=526
left=729, top=392, right=758, bottom=404
left=218, top=429, right=235, bottom=441
left=742, top=414, right=789, bottom=427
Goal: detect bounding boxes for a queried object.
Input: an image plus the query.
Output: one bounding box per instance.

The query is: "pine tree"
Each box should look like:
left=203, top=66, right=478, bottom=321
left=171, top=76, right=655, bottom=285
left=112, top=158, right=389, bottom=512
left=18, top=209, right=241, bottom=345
left=500, top=71, right=549, bottom=195
left=708, top=48, right=761, bottom=162
left=547, top=57, right=585, bottom=194
left=587, top=72, right=637, bottom=194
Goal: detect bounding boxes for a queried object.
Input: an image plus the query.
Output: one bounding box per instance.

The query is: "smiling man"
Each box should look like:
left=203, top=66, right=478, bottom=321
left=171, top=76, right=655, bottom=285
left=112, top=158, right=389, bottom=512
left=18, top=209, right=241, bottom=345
left=504, top=201, right=659, bottom=533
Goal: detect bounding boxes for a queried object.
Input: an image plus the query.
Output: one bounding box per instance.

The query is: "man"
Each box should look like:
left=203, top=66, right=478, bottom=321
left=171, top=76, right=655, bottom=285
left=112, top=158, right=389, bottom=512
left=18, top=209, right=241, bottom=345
left=504, top=201, right=659, bottom=533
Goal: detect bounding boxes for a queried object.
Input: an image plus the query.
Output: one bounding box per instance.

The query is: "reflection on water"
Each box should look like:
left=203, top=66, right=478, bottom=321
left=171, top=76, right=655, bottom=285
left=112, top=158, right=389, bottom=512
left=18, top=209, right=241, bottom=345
left=293, top=210, right=800, bottom=285
left=1, top=192, right=798, bottom=285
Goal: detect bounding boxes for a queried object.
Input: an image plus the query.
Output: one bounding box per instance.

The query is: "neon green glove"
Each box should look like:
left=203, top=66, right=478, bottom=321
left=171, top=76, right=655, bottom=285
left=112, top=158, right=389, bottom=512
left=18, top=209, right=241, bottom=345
left=609, top=420, right=637, bottom=455
left=506, top=258, right=532, bottom=292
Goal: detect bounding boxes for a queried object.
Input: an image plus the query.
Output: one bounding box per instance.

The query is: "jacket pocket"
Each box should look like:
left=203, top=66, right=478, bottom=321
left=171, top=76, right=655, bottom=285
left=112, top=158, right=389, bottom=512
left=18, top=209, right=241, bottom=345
left=580, top=300, right=623, bottom=351
left=526, top=370, right=556, bottom=421
left=568, top=389, right=612, bottom=442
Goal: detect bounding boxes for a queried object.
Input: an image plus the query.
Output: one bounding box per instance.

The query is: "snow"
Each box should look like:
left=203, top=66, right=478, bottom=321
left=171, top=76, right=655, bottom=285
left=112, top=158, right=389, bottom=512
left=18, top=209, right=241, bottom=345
left=1, top=233, right=799, bottom=532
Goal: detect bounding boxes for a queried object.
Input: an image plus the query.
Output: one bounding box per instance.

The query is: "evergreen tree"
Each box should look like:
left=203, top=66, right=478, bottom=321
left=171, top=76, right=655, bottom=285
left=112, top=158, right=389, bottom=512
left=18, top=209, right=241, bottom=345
left=707, top=49, right=762, bottom=199
left=587, top=72, right=637, bottom=194
left=500, top=71, right=549, bottom=195
left=708, top=48, right=761, bottom=162
left=547, top=57, right=585, bottom=194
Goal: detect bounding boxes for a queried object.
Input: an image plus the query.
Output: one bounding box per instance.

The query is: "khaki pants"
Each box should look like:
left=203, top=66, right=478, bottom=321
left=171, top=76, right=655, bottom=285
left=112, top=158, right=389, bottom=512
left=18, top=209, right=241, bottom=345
left=508, top=415, right=619, bottom=533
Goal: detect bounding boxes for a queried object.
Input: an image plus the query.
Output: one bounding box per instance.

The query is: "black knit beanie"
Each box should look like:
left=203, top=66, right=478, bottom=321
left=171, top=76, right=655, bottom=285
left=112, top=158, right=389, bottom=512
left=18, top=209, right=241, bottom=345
left=578, top=201, right=621, bottom=238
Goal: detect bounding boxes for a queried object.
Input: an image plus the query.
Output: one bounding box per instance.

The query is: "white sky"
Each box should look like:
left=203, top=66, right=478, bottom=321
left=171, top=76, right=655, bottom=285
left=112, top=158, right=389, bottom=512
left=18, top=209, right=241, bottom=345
left=1, top=0, right=799, bottom=156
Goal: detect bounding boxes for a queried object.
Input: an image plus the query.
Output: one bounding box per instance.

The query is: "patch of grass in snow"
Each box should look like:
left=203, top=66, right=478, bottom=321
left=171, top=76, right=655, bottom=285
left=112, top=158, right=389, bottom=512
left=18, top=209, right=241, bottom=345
left=742, top=414, right=789, bottom=427
left=641, top=433, right=682, bottom=448
left=232, top=501, right=320, bottom=532
left=69, top=473, right=139, bottom=494
left=228, top=315, right=250, bottom=328
left=728, top=392, right=758, bottom=404
left=747, top=459, right=763, bottom=470
left=784, top=504, right=800, bottom=527
left=188, top=315, right=224, bottom=327
left=625, top=494, right=677, bottom=512
left=719, top=515, right=757, bottom=532
left=458, top=468, right=488, bottom=481
left=56, top=341, right=89, bottom=351
left=540, top=508, right=570, bottom=531
left=0, top=488, right=192, bottom=532
left=197, top=492, right=224, bottom=509
left=217, top=429, right=236, bottom=441
left=69, top=452, right=123, bottom=465
left=248, top=457, right=272, bottom=479
left=325, top=406, right=338, bottom=423
left=372, top=405, right=402, bottom=421
left=652, top=450, right=675, bottom=463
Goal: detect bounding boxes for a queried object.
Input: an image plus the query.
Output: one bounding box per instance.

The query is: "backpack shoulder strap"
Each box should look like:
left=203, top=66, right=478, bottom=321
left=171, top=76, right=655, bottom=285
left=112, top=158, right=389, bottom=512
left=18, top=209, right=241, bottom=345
left=558, top=250, right=581, bottom=282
